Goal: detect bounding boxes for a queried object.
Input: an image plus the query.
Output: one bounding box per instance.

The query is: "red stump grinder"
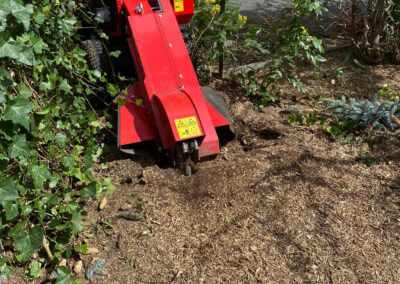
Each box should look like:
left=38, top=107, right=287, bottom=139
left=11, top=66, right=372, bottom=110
left=82, top=0, right=234, bottom=174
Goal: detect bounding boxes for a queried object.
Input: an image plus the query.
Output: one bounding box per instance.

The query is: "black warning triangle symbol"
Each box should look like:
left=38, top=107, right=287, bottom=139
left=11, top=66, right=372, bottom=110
left=188, top=118, right=196, bottom=126
left=177, top=120, right=186, bottom=128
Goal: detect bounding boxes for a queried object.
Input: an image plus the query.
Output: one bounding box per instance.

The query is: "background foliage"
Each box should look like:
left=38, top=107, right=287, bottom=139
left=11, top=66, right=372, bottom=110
left=329, top=0, right=400, bottom=64
left=234, top=0, right=327, bottom=108
left=191, top=0, right=260, bottom=80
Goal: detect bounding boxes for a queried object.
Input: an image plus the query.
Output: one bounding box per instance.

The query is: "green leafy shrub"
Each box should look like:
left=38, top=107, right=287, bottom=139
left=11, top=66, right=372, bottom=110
left=191, top=0, right=259, bottom=80
left=0, top=0, right=115, bottom=277
left=235, top=0, right=327, bottom=108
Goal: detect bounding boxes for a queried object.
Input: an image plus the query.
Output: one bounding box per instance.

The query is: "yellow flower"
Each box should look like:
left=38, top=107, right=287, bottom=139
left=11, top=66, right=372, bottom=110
left=300, top=26, right=307, bottom=35
left=238, top=14, right=247, bottom=24
left=238, top=14, right=247, bottom=28
left=211, top=4, right=220, bottom=13
left=206, top=0, right=216, bottom=3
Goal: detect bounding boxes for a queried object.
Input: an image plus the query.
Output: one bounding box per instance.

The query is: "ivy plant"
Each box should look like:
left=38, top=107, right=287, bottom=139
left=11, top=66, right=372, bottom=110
left=0, top=0, right=115, bottom=278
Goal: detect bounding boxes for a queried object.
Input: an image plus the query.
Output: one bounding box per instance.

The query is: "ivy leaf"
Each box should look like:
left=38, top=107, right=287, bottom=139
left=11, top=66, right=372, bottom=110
left=109, top=50, right=121, bottom=58
left=49, top=176, right=59, bottom=189
left=55, top=133, right=66, bottom=145
left=3, top=98, right=34, bottom=130
left=0, top=177, right=19, bottom=201
left=13, top=4, right=33, bottom=30
left=0, top=0, right=33, bottom=30
left=8, top=134, right=30, bottom=158
left=61, top=155, right=74, bottom=171
left=30, top=35, right=43, bottom=54
left=39, top=80, right=51, bottom=91
left=106, top=83, right=119, bottom=97
left=55, top=266, right=76, bottom=284
left=1, top=269, right=13, bottom=278
left=0, top=20, right=7, bottom=33
left=0, top=66, right=13, bottom=90
left=71, top=212, right=84, bottom=234
left=80, top=182, right=96, bottom=199
left=0, top=10, right=9, bottom=24
left=0, top=259, right=14, bottom=276
left=59, top=79, right=72, bottom=93
left=0, top=91, right=5, bottom=103
left=0, top=39, right=21, bottom=60
left=0, top=37, right=33, bottom=66
left=15, top=226, right=44, bottom=262
left=17, top=82, right=32, bottom=99
left=33, top=8, right=45, bottom=25
left=31, top=164, right=52, bottom=190
left=18, top=45, right=34, bottom=66
left=75, top=243, right=88, bottom=254
left=92, top=70, right=101, bottom=78
left=62, top=14, right=77, bottom=33
left=25, top=260, right=42, bottom=278
left=2, top=200, right=19, bottom=221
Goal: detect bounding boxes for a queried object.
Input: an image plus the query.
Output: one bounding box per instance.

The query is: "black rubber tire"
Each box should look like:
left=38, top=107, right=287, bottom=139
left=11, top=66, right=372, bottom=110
left=81, top=39, right=112, bottom=77
left=202, top=86, right=235, bottom=136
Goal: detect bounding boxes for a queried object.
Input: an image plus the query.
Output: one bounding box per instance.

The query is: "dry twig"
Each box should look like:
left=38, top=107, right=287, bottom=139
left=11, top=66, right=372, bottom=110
left=42, top=237, right=53, bottom=261
left=171, top=271, right=183, bottom=284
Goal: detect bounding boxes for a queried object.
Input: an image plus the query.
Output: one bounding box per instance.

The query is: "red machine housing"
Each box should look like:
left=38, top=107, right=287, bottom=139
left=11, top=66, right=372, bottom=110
left=171, top=0, right=194, bottom=23
left=101, top=0, right=232, bottom=165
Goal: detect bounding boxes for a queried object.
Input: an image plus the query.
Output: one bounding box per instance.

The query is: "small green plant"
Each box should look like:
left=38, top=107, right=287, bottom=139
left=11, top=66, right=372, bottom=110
left=288, top=111, right=304, bottom=125
left=287, top=111, right=321, bottom=127
left=305, top=113, right=318, bottom=126
left=323, top=119, right=356, bottom=138
left=25, top=261, right=42, bottom=279
left=75, top=243, right=88, bottom=254
left=336, top=67, right=344, bottom=80
left=356, top=152, right=376, bottom=167
left=377, top=84, right=397, bottom=100
left=287, top=111, right=356, bottom=139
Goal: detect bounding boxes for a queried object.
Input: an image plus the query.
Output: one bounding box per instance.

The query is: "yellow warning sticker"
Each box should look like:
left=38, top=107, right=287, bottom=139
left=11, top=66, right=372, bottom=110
left=174, top=0, right=184, bottom=12
left=174, top=116, right=201, bottom=139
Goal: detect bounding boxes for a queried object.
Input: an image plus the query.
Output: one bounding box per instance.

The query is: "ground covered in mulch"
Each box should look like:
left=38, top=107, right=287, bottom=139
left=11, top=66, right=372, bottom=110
left=5, top=48, right=400, bottom=283
left=67, top=50, right=400, bottom=283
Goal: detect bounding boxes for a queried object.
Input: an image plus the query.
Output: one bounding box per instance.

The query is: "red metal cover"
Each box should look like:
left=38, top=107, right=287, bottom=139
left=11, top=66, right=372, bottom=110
left=171, top=0, right=194, bottom=24
left=117, top=0, right=228, bottom=158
